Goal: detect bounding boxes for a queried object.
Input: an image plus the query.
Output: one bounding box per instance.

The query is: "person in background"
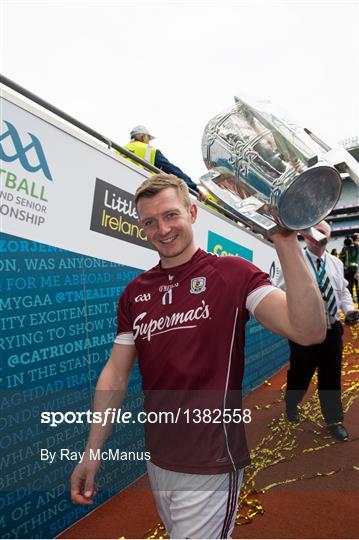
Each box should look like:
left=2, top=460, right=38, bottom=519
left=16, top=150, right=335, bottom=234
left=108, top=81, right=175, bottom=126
left=123, top=125, right=200, bottom=195
left=353, top=233, right=359, bottom=305
left=275, top=221, right=358, bottom=441
left=330, top=248, right=338, bottom=257
left=340, top=236, right=359, bottom=301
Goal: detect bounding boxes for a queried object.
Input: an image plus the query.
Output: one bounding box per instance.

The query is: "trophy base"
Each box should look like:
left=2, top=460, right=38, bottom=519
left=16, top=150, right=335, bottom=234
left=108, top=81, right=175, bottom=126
left=276, top=164, right=342, bottom=230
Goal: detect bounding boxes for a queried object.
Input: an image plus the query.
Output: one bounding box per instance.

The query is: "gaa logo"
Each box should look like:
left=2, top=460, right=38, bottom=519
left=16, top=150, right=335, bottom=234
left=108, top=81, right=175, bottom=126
left=135, top=293, right=151, bottom=303
left=0, top=120, right=53, bottom=180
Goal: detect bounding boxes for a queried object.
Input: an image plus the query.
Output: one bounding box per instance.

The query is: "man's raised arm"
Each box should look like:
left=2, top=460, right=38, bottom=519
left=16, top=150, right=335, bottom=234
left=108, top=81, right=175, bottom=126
left=254, top=232, right=326, bottom=346
left=71, top=343, right=136, bottom=505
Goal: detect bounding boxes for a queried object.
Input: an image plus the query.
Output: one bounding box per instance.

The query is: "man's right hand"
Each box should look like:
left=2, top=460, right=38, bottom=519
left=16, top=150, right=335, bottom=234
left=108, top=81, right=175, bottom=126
left=71, top=456, right=101, bottom=505
left=69, top=344, right=136, bottom=505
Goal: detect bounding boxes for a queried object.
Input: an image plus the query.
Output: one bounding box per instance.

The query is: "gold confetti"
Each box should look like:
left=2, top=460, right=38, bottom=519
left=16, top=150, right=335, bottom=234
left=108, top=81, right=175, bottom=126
left=140, top=324, right=358, bottom=538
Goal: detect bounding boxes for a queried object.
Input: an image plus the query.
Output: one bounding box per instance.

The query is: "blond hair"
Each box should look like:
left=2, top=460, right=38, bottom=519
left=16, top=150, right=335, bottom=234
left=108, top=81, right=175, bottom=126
left=135, top=173, right=191, bottom=208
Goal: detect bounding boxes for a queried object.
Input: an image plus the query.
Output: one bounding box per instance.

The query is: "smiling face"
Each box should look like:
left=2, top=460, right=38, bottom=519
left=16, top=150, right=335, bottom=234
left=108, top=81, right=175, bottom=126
left=137, top=187, right=198, bottom=268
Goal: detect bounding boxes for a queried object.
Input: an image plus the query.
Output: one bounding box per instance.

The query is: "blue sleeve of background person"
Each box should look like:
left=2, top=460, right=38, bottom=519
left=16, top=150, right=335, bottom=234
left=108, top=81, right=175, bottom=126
left=155, top=149, right=199, bottom=193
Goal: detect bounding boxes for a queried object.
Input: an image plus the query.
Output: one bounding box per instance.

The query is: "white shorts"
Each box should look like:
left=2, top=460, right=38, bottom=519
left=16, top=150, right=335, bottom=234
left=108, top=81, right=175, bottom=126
left=147, top=461, right=244, bottom=539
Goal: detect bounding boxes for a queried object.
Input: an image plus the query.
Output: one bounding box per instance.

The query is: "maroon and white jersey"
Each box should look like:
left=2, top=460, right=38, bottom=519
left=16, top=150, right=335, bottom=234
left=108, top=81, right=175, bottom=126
left=116, top=248, right=273, bottom=474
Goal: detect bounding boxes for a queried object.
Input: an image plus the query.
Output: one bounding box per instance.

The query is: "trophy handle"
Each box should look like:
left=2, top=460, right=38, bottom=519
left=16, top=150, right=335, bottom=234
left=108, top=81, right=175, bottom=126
left=300, top=227, right=327, bottom=247
left=304, top=128, right=359, bottom=185
left=199, top=171, right=279, bottom=237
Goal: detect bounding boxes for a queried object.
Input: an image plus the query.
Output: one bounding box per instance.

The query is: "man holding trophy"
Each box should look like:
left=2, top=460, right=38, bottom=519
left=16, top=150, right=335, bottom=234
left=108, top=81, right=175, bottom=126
left=71, top=97, right=358, bottom=538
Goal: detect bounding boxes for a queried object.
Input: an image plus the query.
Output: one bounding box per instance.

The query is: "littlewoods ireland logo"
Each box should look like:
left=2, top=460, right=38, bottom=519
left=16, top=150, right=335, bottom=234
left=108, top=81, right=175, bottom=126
left=0, top=120, right=53, bottom=180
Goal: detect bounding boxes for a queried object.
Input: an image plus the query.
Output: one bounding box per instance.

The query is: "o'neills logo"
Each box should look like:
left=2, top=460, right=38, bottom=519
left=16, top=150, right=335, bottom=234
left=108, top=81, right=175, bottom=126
left=90, top=178, right=156, bottom=250
left=133, top=300, right=210, bottom=342
left=159, top=282, right=179, bottom=292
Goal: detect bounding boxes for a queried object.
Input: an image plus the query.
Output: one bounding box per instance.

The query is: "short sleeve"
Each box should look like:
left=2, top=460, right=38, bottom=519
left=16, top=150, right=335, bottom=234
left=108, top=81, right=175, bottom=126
left=243, top=263, right=273, bottom=315
left=246, top=285, right=277, bottom=316
left=213, top=255, right=272, bottom=313
left=244, top=262, right=272, bottom=299
left=115, top=287, right=135, bottom=345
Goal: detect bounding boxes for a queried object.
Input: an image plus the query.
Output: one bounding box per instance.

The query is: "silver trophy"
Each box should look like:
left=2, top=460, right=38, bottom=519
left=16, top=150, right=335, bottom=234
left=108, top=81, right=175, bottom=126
left=200, top=95, right=359, bottom=242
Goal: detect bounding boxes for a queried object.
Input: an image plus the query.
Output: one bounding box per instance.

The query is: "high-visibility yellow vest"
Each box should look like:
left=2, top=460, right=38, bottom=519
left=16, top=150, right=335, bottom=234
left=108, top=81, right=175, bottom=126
left=120, top=141, right=157, bottom=168
left=203, top=192, right=227, bottom=216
